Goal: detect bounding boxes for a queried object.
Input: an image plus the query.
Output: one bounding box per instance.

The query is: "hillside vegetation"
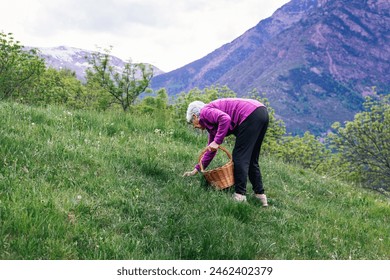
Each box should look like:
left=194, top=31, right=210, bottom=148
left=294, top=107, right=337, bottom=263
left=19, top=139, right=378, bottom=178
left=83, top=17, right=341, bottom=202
left=1, top=102, right=389, bottom=260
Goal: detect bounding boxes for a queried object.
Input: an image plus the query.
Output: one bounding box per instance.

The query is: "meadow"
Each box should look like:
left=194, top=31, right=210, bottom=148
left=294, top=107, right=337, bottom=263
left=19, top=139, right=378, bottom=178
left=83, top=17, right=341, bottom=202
left=0, top=101, right=389, bottom=259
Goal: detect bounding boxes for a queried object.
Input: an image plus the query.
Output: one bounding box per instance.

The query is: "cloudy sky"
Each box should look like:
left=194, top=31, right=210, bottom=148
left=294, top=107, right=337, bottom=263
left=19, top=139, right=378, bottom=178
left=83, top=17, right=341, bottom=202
left=1, top=0, right=290, bottom=72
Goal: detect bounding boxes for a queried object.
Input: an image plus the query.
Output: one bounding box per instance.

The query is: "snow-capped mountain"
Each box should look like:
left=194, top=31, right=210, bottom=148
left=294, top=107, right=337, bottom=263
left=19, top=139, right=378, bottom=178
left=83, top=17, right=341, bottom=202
left=28, top=46, right=164, bottom=81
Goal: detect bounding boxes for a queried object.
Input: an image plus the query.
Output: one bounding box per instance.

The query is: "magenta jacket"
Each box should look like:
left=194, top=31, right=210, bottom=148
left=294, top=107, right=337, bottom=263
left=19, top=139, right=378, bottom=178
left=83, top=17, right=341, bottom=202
left=195, top=98, right=265, bottom=171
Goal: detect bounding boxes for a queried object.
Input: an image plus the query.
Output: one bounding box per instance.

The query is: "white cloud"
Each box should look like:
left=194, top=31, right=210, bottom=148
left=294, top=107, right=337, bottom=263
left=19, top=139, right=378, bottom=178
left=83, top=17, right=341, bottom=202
left=1, top=0, right=290, bottom=71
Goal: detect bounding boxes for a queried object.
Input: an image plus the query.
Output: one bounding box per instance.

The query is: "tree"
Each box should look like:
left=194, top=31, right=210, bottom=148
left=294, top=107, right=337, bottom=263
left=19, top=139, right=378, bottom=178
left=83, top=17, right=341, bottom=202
left=0, top=32, right=45, bottom=100
left=276, top=131, right=330, bottom=170
left=86, top=47, right=153, bottom=111
left=138, top=88, right=169, bottom=112
left=329, top=95, right=390, bottom=194
left=24, top=68, right=92, bottom=109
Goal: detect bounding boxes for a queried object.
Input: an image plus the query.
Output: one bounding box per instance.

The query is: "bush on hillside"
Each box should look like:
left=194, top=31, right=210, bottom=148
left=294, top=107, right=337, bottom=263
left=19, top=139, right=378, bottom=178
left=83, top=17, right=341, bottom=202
left=275, top=131, right=331, bottom=171
left=136, top=88, right=173, bottom=129
left=329, top=94, right=390, bottom=194
left=137, top=88, right=170, bottom=113
left=21, top=68, right=78, bottom=106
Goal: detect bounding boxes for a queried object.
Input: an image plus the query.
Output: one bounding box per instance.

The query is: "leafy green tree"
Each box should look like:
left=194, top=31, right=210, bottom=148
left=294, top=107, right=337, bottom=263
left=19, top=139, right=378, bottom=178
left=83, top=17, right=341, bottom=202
left=23, top=68, right=85, bottom=107
left=329, top=95, right=390, bottom=193
left=136, top=88, right=173, bottom=129
left=81, top=72, right=113, bottom=110
left=138, top=88, right=170, bottom=113
left=0, top=32, right=45, bottom=100
left=86, top=47, right=153, bottom=111
left=276, top=131, right=330, bottom=170
left=155, top=88, right=169, bottom=110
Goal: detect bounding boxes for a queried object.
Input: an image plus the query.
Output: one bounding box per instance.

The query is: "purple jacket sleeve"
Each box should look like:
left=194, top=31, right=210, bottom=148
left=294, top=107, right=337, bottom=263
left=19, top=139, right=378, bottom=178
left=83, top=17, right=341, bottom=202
left=195, top=132, right=217, bottom=171
left=204, top=108, right=231, bottom=144
left=195, top=108, right=230, bottom=171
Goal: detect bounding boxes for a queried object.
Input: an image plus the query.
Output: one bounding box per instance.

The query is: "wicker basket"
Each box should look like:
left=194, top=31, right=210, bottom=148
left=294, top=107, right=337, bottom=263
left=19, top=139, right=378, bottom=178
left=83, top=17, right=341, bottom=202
left=198, top=146, right=234, bottom=190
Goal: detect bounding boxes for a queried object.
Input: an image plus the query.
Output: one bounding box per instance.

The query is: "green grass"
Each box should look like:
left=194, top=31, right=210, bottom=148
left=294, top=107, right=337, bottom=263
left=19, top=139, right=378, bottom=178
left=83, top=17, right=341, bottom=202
left=0, top=102, right=389, bottom=260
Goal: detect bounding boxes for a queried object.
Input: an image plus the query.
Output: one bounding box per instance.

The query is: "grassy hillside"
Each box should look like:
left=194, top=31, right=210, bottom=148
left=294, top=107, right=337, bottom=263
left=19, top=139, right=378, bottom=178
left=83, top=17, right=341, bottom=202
left=0, top=102, right=389, bottom=260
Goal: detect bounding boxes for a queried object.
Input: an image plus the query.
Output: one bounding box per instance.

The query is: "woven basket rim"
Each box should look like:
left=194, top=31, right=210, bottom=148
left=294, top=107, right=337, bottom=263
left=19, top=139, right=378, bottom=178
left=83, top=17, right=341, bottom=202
left=202, top=161, right=233, bottom=175
left=198, top=146, right=233, bottom=172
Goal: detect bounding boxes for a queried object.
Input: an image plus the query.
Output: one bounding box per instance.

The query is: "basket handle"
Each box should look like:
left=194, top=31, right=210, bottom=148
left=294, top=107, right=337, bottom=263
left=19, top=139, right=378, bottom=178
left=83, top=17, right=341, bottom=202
left=198, top=146, right=233, bottom=172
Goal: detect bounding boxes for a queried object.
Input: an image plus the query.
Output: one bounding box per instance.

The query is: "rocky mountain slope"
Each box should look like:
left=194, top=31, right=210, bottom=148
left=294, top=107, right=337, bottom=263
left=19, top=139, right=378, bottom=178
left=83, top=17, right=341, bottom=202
left=151, top=0, right=390, bottom=134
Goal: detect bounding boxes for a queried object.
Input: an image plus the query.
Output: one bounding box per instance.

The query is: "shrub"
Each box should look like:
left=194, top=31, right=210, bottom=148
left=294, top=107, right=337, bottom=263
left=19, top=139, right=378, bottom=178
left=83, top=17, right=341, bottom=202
left=275, top=131, right=331, bottom=171
left=329, top=95, right=390, bottom=194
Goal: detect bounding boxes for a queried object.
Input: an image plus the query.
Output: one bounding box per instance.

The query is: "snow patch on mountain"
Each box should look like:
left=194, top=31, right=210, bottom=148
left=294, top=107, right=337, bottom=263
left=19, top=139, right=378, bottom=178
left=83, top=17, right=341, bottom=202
left=27, top=46, right=164, bottom=81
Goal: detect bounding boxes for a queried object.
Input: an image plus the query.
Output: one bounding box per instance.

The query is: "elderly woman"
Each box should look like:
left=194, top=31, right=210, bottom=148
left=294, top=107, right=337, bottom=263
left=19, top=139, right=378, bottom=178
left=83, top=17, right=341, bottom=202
left=183, top=98, right=269, bottom=206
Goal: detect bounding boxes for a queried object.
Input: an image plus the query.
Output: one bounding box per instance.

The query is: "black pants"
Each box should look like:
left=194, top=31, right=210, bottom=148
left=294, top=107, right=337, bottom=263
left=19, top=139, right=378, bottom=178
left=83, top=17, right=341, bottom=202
left=233, top=106, right=269, bottom=195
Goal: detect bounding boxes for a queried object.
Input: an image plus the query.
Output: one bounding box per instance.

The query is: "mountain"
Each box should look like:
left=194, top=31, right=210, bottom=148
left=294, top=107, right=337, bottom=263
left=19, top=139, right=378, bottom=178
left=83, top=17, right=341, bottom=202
left=151, top=0, right=390, bottom=134
left=29, top=46, right=164, bottom=81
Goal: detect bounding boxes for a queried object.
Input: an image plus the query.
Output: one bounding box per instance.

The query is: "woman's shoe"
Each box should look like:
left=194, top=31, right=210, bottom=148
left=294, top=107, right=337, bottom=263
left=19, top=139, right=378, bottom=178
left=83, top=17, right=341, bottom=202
left=255, top=194, right=268, bottom=207
left=233, top=192, right=247, bottom=202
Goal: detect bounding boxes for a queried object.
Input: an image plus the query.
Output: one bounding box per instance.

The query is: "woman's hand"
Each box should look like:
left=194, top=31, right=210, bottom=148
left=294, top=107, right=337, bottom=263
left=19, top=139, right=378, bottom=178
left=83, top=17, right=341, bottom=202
left=207, top=141, right=219, bottom=152
left=182, top=168, right=198, bottom=177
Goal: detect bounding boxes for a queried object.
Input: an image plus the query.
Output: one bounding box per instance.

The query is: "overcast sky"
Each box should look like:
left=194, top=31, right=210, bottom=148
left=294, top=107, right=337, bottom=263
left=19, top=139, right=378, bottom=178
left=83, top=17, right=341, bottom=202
left=1, top=0, right=290, bottom=72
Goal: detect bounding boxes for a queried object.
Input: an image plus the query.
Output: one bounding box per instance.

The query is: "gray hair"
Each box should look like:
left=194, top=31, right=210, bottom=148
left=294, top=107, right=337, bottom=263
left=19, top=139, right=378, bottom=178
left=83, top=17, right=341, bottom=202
left=186, top=101, right=205, bottom=123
